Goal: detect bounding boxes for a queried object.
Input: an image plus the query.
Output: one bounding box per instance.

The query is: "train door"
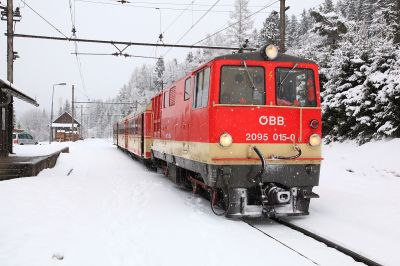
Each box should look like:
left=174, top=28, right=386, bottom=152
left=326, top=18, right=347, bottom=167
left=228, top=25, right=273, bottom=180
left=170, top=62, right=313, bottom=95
left=141, top=113, right=144, bottom=157
left=116, top=122, right=119, bottom=146
left=183, top=77, right=192, bottom=152
left=124, top=119, right=128, bottom=149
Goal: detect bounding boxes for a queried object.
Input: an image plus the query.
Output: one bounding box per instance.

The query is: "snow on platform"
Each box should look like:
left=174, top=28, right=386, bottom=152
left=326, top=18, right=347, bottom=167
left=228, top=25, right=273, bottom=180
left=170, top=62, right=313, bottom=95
left=0, top=139, right=398, bottom=265
left=11, top=142, right=70, bottom=157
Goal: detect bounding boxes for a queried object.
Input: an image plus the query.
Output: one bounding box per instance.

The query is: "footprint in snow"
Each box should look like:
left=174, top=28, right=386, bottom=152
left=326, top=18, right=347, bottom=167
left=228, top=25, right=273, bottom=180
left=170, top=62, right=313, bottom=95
left=52, top=253, right=64, bottom=260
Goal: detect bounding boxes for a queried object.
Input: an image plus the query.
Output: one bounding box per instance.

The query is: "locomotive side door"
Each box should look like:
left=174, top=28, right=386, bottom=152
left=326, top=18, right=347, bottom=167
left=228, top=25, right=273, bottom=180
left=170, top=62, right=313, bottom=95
left=182, top=77, right=192, bottom=153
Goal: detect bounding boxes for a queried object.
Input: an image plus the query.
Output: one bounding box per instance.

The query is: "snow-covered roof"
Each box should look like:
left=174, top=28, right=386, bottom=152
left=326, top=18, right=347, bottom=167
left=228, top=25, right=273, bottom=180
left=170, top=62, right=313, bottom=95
left=52, top=123, right=79, bottom=128
left=53, top=112, right=80, bottom=125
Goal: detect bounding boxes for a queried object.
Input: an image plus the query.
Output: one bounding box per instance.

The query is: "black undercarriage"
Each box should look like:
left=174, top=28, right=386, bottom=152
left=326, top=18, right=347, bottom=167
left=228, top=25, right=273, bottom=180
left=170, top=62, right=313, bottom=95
left=151, top=149, right=320, bottom=218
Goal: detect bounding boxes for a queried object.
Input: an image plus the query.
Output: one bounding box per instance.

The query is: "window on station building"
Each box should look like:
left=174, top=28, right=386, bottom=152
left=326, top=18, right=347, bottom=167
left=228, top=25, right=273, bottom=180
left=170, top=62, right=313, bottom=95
left=193, top=67, right=210, bottom=108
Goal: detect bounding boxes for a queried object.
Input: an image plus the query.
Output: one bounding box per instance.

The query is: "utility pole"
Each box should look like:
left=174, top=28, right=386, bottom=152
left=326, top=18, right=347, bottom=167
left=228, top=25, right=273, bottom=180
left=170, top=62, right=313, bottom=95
left=279, top=0, right=286, bottom=53
left=71, top=85, right=75, bottom=142
left=6, top=0, right=13, bottom=155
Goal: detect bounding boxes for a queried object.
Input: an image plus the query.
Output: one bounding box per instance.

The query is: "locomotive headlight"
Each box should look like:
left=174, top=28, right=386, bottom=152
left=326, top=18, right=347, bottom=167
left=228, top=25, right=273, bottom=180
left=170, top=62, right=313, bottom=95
left=263, top=44, right=279, bottom=60
left=309, top=134, right=322, bottom=147
left=219, top=133, right=233, bottom=147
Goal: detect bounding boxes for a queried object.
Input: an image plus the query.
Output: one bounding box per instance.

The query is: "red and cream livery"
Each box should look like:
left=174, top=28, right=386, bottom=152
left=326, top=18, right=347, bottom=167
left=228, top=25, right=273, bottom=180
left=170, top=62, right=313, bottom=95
left=114, top=45, right=322, bottom=218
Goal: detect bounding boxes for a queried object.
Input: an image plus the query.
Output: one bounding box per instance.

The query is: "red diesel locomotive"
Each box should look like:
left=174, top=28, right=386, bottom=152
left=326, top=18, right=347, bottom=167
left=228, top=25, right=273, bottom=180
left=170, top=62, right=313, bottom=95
left=114, top=45, right=322, bottom=218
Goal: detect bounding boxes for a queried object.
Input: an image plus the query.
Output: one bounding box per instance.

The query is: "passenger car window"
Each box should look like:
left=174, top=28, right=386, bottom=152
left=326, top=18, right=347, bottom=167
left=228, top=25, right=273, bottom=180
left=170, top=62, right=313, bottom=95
left=276, top=68, right=316, bottom=107
left=184, top=78, right=191, bottom=101
left=193, top=67, right=210, bottom=108
left=220, top=66, right=265, bottom=105
left=12, top=134, right=16, bottom=139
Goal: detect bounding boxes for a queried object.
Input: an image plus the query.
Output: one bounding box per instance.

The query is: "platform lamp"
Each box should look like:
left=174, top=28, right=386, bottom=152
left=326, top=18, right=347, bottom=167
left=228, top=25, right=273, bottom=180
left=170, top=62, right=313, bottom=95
left=49, top=82, right=67, bottom=144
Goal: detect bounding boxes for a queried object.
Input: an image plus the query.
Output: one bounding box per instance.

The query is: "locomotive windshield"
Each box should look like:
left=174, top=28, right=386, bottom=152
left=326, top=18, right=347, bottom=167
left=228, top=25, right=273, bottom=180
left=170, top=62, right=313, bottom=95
left=276, top=68, right=317, bottom=107
left=220, top=66, right=265, bottom=105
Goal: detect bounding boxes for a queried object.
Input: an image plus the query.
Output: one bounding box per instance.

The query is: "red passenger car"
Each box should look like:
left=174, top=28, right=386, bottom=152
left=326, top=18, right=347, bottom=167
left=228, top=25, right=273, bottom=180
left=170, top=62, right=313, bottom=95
left=115, top=45, right=322, bottom=218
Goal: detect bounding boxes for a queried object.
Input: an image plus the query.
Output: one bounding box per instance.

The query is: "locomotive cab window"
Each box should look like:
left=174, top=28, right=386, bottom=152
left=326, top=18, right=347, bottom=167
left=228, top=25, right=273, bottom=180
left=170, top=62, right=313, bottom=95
left=276, top=68, right=317, bottom=107
left=193, top=67, right=210, bottom=108
left=220, top=66, right=265, bottom=105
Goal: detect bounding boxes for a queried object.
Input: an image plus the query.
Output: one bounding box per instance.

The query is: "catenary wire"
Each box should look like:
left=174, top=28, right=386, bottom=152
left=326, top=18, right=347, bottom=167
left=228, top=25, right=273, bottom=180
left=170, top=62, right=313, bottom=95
left=162, top=0, right=221, bottom=57
left=162, top=0, right=194, bottom=36
left=75, top=0, right=270, bottom=14
left=192, top=0, right=280, bottom=46
left=150, top=0, right=194, bottom=58
left=104, top=0, right=269, bottom=8
left=19, top=0, right=68, bottom=38
left=67, top=0, right=89, bottom=99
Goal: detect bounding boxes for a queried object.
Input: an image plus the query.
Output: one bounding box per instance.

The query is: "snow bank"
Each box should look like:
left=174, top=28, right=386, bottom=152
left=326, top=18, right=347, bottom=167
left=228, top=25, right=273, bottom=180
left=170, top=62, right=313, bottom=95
left=283, top=138, right=400, bottom=265
left=11, top=142, right=70, bottom=157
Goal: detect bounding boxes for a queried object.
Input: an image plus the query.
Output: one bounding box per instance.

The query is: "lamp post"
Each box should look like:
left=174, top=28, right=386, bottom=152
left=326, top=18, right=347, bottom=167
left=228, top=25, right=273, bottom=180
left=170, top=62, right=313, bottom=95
left=50, top=82, right=67, bottom=144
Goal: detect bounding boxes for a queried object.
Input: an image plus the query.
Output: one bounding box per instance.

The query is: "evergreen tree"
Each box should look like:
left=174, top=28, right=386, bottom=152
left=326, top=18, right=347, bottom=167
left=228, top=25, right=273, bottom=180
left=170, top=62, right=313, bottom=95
left=335, top=0, right=347, bottom=17
left=287, top=15, right=299, bottom=48
left=310, top=10, right=347, bottom=49
left=322, top=0, right=334, bottom=13
left=346, top=0, right=357, bottom=21
left=259, top=11, right=280, bottom=46
left=63, top=100, right=71, bottom=114
left=154, top=57, right=165, bottom=92
left=299, top=10, right=311, bottom=35
left=227, top=0, right=254, bottom=47
left=249, top=28, right=260, bottom=48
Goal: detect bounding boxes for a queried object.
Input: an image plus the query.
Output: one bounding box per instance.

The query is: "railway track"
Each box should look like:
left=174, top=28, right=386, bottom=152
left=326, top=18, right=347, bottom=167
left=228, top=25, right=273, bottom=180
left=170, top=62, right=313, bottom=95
left=243, top=218, right=383, bottom=266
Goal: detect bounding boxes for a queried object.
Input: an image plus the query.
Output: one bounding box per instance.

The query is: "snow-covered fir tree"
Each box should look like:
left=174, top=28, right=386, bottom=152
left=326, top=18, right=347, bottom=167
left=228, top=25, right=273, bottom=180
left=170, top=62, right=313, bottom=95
left=259, top=11, right=280, bottom=46
left=227, top=0, right=254, bottom=47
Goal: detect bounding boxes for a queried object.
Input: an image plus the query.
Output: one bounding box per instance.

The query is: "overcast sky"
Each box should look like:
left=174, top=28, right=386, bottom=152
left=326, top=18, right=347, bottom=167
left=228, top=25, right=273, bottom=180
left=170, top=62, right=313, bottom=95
left=0, top=0, right=325, bottom=119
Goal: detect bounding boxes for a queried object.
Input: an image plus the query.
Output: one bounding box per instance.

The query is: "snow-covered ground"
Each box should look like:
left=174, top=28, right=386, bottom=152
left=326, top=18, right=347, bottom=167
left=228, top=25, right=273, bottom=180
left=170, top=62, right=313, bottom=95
left=282, top=139, right=400, bottom=266
left=0, top=139, right=398, bottom=265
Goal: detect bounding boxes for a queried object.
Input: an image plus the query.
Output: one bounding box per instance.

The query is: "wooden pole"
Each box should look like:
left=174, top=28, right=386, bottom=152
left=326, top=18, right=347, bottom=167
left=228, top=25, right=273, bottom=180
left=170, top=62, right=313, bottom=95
left=4, top=0, right=14, bottom=156
left=279, top=0, right=286, bottom=53
left=71, top=85, right=75, bottom=142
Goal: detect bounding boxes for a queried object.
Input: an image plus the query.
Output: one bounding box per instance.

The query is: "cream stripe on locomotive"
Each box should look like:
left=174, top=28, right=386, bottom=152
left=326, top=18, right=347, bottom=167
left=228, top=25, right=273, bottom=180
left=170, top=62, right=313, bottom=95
left=152, top=139, right=321, bottom=165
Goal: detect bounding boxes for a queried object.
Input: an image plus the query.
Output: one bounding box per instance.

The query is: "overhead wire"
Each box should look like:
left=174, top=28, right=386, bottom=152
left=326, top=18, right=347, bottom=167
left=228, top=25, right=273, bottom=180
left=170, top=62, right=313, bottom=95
left=192, top=0, right=280, bottom=46
left=67, top=0, right=89, bottom=100
left=19, top=0, right=68, bottom=38
left=162, top=0, right=194, bottom=36
left=75, top=0, right=270, bottom=14
left=150, top=0, right=194, bottom=58
left=104, top=0, right=269, bottom=8
left=162, top=0, right=221, bottom=57
left=72, top=52, right=161, bottom=59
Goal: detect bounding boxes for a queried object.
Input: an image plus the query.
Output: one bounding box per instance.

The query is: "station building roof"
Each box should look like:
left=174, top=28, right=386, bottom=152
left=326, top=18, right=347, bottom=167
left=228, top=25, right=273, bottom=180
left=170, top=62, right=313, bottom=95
left=0, top=78, right=39, bottom=107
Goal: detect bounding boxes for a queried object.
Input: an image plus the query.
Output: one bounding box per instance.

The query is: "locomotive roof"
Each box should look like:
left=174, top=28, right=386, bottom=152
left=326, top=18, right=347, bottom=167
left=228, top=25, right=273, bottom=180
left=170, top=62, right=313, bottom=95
left=214, top=51, right=316, bottom=64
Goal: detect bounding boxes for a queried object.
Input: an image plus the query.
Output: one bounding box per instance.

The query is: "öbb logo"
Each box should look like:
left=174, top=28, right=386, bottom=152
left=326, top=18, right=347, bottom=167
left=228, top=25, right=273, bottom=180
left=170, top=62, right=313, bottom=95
left=259, top=116, right=285, bottom=126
